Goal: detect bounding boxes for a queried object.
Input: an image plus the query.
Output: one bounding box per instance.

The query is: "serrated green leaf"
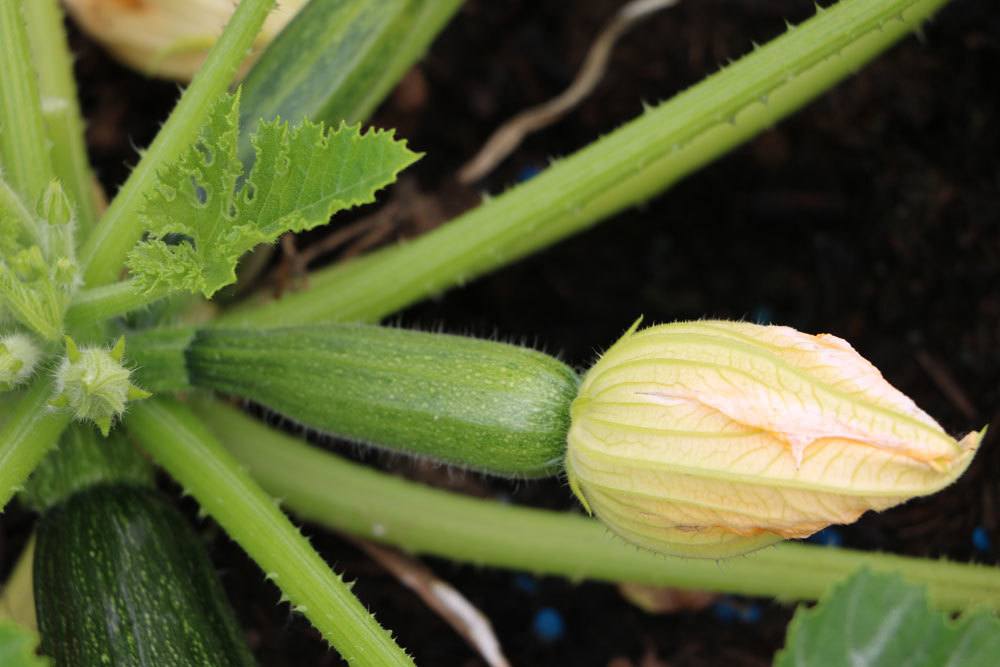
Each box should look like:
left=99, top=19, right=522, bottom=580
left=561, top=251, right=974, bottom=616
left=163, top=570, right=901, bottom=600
left=775, top=569, right=1000, bottom=667
left=0, top=620, right=49, bottom=667
left=126, top=89, right=419, bottom=298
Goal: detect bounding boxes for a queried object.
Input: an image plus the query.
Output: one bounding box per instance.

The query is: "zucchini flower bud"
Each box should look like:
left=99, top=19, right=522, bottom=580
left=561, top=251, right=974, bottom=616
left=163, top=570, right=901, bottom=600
left=50, top=336, right=151, bottom=436
left=63, top=0, right=305, bottom=81
left=566, top=320, right=983, bottom=558
left=0, top=333, right=41, bottom=391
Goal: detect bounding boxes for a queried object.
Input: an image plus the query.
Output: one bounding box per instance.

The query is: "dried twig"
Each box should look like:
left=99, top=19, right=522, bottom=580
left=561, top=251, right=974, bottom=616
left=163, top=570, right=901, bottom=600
left=339, top=218, right=397, bottom=260
left=270, top=205, right=398, bottom=295
left=297, top=208, right=398, bottom=267
left=458, top=0, right=680, bottom=183
left=270, top=175, right=453, bottom=291
left=349, top=537, right=511, bottom=667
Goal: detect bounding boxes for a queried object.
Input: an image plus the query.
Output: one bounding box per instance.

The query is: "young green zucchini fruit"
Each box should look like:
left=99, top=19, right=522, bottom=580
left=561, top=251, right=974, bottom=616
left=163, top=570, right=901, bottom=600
left=29, top=428, right=256, bottom=667
left=129, top=324, right=580, bottom=477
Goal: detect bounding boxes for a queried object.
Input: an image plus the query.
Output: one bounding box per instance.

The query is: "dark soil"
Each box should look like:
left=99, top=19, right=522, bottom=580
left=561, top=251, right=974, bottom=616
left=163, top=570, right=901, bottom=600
left=4, top=0, right=999, bottom=665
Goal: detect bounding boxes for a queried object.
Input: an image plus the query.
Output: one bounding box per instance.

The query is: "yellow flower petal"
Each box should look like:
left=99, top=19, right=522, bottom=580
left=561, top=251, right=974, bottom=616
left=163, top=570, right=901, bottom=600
left=567, top=320, right=982, bottom=558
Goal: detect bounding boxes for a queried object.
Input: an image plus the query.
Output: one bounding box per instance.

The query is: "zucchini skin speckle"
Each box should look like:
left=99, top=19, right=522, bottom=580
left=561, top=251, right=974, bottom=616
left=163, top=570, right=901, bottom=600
left=34, top=484, right=255, bottom=667
left=186, top=325, right=580, bottom=477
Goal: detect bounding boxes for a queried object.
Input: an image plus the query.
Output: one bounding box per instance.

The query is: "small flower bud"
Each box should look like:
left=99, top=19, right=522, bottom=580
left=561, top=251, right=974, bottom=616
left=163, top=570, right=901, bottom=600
left=38, top=181, right=79, bottom=278
left=10, top=246, right=47, bottom=282
left=54, top=257, right=79, bottom=291
left=0, top=333, right=42, bottom=391
left=51, top=336, right=151, bottom=436
left=38, top=180, right=74, bottom=227
left=566, top=320, right=983, bottom=558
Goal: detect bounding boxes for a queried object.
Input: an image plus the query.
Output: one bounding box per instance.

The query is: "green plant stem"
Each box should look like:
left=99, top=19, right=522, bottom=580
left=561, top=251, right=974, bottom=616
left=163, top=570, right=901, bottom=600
left=0, top=175, right=43, bottom=247
left=195, top=398, right=1000, bottom=613
left=0, top=534, right=36, bottom=630
left=79, top=0, right=277, bottom=287
left=220, top=0, right=949, bottom=327
left=342, top=0, right=463, bottom=125
left=0, top=378, right=71, bottom=513
left=64, top=280, right=170, bottom=332
left=118, top=326, right=195, bottom=393
left=21, top=0, right=98, bottom=233
left=21, top=425, right=155, bottom=514
left=0, top=0, right=55, bottom=204
left=127, top=398, right=414, bottom=667
left=238, top=0, right=463, bottom=160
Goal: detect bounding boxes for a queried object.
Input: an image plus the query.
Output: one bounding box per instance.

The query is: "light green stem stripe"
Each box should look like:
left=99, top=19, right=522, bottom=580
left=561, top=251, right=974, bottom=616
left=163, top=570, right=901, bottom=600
left=196, top=398, right=1000, bottom=613
left=127, top=398, right=414, bottom=667
left=22, top=0, right=98, bottom=233
left=64, top=280, right=168, bottom=331
left=340, top=0, right=464, bottom=125
left=79, top=0, right=277, bottom=287
left=0, top=175, right=41, bottom=246
left=0, top=0, right=55, bottom=204
left=0, top=378, right=71, bottom=512
left=238, top=0, right=463, bottom=151
left=221, top=0, right=949, bottom=327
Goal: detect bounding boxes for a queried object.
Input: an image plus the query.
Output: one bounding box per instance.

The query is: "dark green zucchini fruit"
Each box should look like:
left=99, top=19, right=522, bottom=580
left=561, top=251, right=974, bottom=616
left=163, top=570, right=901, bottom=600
left=34, top=484, right=255, bottom=667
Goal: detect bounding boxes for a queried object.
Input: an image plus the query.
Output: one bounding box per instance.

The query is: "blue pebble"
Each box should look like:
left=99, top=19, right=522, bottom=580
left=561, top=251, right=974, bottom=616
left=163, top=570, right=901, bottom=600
left=513, top=574, right=538, bottom=594
left=972, top=526, right=991, bottom=553
left=712, top=600, right=739, bottom=623
left=740, top=604, right=762, bottom=624
left=517, top=165, right=542, bottom=182
left=807, top=527, right=843, bottom=547
left=532, top=607, right=565, bottom=642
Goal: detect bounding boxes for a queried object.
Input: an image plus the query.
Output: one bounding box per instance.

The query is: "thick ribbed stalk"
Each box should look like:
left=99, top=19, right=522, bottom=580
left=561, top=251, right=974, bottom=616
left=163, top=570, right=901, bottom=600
left=0, top=378, right=71, bottom=512
left=22, top=0, right=98, bottom=232
left=127, top=398, right=413, bottom=666
left=119, top=325, right=196, bottom=393
left=219, top=0, right=950, bottom=327
left=195, top=398, right=1000, bottom=613
left=0, top=0, right=55, bottom=203
left=64, top=280, right=170, bottom=332
left=79, top=0, right=277, bottom=286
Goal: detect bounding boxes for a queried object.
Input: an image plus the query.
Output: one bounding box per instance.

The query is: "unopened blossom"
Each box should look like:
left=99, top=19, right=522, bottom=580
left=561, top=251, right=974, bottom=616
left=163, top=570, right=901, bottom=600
left=51, top=337, right=150, bottom=436
left=0, top=333, right=41, bottom=391
left=566, top=320, right=983, bottom=558
left=63, top=0, right=306, bottom=81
